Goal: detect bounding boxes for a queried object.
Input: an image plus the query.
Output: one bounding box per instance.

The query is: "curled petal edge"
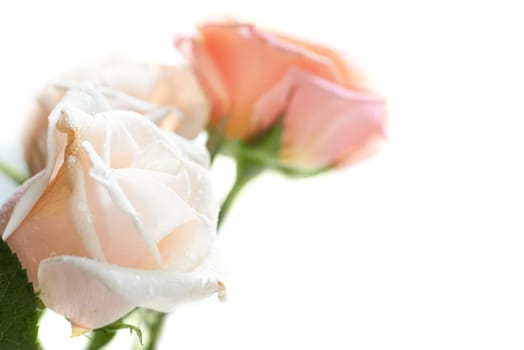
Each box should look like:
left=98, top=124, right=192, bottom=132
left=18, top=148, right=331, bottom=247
left=38, top=255, right=226, bottom=329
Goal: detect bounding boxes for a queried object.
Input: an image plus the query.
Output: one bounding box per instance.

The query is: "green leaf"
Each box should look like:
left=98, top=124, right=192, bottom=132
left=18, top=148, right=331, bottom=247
left=85, top=319, right=143, bottom=350
left=0, top=160, right=28, bottom=185
left=128, top=309, right=166, bottom=350
left=0, top=238, right=41, bottom=350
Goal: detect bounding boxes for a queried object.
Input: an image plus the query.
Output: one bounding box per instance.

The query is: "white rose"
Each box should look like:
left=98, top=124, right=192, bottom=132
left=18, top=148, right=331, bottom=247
left=23, top=56, right=209, bottom=174
left=0, top=84, right=224, bottom=331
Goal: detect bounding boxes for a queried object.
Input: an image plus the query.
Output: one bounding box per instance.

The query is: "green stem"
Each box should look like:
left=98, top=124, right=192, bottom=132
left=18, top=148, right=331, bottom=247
left=141, top=313, right=166, bottom=350
left=0, top=160, right=27, bottom=184
left=218, top=160, right=262, bottom=229
left=85, top=330, right=117, bottom=350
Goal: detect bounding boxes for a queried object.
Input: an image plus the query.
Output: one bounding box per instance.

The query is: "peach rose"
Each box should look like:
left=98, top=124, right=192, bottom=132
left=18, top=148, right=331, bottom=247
left=176, top=21, right=385, bottom=168
left=0, top=84, right=224, bottom=331
left=24, top=56, right=209, bottom=174
left=175, top=21, right=368, bottom=140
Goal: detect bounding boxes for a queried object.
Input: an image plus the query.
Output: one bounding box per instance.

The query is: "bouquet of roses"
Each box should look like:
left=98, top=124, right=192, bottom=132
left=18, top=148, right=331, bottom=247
left=0, top=20, right=386, bottom=350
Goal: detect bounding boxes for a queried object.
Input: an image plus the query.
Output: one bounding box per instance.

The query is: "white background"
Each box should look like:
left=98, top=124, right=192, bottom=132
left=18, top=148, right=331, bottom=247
left=1, top=1, right=524, bottom=349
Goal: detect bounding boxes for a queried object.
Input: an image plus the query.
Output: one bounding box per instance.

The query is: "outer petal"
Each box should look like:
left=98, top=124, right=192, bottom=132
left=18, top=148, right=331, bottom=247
left=175, top=34, right=230, bottom=124
left=105, top=110, right=210, bottom=168
left=5, top=168, right=91, bottom=286
left=254, top=69, right=386, bottom=168
left=0, top=172, right=43, bottom=242
left=3, top=85, right=222, bottom=331
left=150, top=64, right=210, bottom=138
left=273, top=33, right=368, bottom=92
left=24, top=58, right=209, bottom=175
left=38, top=255, right=225, bottom=329
left=177, top=22, right=349, bottom=139
left=3, top=85, right=111, bottom=241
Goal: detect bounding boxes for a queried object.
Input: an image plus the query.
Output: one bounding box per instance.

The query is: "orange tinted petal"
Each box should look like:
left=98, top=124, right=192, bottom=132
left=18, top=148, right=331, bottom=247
left=274, top=33, right=368, bottom=91
left=6, top=169, right=90, bottom=287
left=175, top=35, right=230, bottom=124
left=180, top=22, right=351, bottom=138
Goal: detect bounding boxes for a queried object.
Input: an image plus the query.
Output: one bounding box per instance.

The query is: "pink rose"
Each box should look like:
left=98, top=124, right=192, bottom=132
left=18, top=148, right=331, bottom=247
left=1, top=84, right=224, bottom=331
left=254, top=69, right=385, bottom=168
left=176, top=21, right=385, bottom=168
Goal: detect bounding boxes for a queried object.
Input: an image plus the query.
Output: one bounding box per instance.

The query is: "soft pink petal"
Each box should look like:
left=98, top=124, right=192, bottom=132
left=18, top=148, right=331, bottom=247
left=255, top=69, right=386, bottom=168
left=114, top=168, right=203, bottom=247
left=5, top=169, right=90, bottom=287
left=38, top=256, right=134, bottom=330
left=38, top=256, right=225, bottom=329
left=3, top=85, right=112, bottom=240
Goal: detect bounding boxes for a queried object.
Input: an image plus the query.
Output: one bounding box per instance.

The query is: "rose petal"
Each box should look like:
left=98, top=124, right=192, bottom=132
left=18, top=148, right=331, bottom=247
left=3, top=85, right=112, bottom=240
left=254, top=69, right=386, bottom=167
left=177, top=22, right=349, bottom=138
left=102, top=110, right=210, bottom=168
left=175, top=35, right=230, bottom=124
left=149, top=65, right=210, bottom=138
left=273, top=33, right=368, bottom=91
left=38, top=256, right=134, bottom=330
left=66, top=153, right=106, bottom=262
left=82, top=141, right=162, bottom=265
left=4, top=85, right=222, bottom=331
left=38, top=255, right=225, bottom=329
left=5, top=169, right=91, bottom=286
left=113, top=168, right=198, bottom=242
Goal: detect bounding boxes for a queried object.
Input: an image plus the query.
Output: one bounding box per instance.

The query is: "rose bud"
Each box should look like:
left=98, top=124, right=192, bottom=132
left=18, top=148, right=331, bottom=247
left=176, top=21, right=386, bottom=169
left=0, top=84, right=224, bottom=331
left=23, top=56, right=209, bottom=175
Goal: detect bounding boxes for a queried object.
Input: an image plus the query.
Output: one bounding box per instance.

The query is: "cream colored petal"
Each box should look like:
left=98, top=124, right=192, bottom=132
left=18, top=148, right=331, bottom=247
left=112, top=168, right=198, bottom=243
left=131, top=135, right=218, bottom=233
left=38, top=256, right=134, bottom=330
left=82, top=141, right=161, bottom=264
left=3, top=84, right=113, bottom=239
left=5, top=168, right=91, bottom=287
left=178, top=160, right=218, bottom=229
left=65, top=154, right=106, bottom=262
left=108, top=110, right=210, bottom=168
left=163, top=131, right=210, bottom=168
left=112, top=168, right=215, bottom=271
left=150, top=64, right=210, bottom=138
left=131, top=137, right=217, bottom=225
left=38, top=256, right=225, bottom=328
left=2, top=172, right=48, bottom=240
